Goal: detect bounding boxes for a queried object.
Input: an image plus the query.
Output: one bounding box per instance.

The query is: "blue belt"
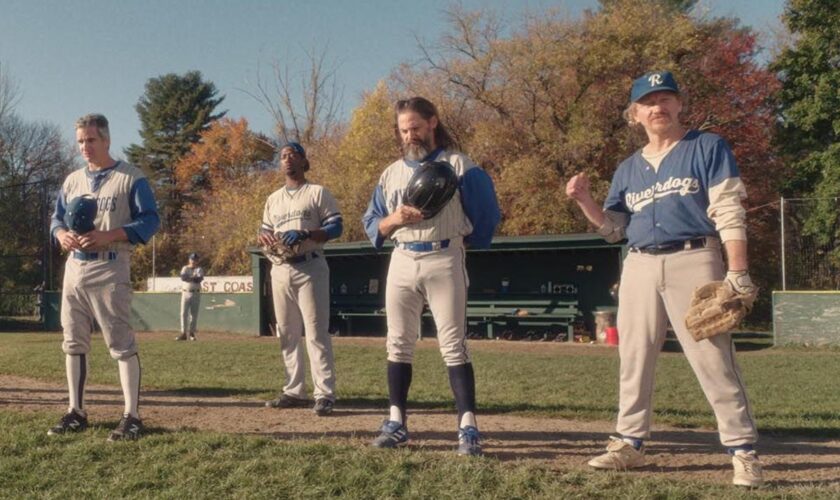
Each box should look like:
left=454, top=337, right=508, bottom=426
left=630, top=237, right=708, bottom=255
left=398, top=239, right=450, bottom=252
left=72, top=250, right=118, bottom=261
left=287, top=252, right=320, bottom=264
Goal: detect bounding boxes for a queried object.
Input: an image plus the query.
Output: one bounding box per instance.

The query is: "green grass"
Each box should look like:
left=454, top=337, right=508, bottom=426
left=1, top=332, right=839, bottom=435
left=0, top=412, right=835, bottom=500
left=1, top=332, right=839, bottom=498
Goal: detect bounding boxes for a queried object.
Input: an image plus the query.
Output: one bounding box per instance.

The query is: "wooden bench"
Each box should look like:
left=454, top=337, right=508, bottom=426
left=465, top=298, right=579, bottom=341
left=331, top=295, right=579, bottom=341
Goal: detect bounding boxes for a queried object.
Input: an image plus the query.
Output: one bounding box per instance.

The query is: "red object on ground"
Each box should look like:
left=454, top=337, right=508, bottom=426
left=605, top=326, right=619, bottom=346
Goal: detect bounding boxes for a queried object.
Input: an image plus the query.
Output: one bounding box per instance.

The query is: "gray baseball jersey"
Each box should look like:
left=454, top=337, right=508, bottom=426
left=261, top=183, right=341, bottom=400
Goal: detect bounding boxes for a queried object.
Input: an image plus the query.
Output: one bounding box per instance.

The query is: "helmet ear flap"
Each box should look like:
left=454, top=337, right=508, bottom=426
left=404, top=161, right=459, bottom=219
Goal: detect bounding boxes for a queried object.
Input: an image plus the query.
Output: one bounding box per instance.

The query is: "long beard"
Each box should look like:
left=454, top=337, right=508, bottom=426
left=403, top=139, right=431, bottom=162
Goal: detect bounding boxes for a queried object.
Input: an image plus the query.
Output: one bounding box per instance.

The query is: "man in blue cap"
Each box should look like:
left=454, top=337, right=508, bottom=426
left=177, top=252, right=205, bottom=341
left=565, top=71, right=762, bottom=487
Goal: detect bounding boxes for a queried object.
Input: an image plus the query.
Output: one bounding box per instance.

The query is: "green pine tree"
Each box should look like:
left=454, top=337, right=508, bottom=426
left=126, top=71, right=226, bottom=229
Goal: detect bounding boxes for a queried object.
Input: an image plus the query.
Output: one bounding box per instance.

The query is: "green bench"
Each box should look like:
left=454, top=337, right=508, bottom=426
left=331, top=295, right=579, bottom=341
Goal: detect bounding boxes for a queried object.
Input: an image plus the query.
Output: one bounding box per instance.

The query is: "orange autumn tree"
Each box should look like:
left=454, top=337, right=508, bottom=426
left=171, top=118, right=278, bottom=274
left=174, top=117, right=275, bottom=201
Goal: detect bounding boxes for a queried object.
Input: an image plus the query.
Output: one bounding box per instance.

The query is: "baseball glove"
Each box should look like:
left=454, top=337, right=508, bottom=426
left=261, top=232, right=300, bottom=265
left=684, top=281, right=755, bottom=341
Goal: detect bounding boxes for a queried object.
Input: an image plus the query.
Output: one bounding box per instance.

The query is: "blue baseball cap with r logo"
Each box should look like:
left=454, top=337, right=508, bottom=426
left=630, top=71, right=680, bottom=102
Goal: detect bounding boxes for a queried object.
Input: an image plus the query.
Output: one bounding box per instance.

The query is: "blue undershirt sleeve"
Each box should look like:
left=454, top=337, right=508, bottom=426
left=124, top=178, right=161, bottom=245
left=361, top=184, right=389, bottom=248
left=321, top=219, right=344, bottom=240
left=460, top=167, right=501, bottom=249
left=50, top=190, right=69, bottom=240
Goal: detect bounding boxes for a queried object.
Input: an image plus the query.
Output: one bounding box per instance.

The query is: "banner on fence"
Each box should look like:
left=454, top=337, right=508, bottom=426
left=146, top=276, right=253, bottom=293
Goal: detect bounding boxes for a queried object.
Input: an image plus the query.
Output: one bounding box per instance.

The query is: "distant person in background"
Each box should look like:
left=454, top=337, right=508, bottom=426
left=176, top=252, right=204, bottom=341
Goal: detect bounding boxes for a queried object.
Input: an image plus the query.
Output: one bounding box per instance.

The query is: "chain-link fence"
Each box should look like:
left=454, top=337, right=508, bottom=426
left=780, top=197, right=840, bottom=291
left=0, top=180, right=52, bottom=325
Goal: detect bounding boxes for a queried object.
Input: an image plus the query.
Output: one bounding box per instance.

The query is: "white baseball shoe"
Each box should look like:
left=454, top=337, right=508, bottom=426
left=588, top=436, right=645, bottom=470
left=732, top=450, right=764, bottom=487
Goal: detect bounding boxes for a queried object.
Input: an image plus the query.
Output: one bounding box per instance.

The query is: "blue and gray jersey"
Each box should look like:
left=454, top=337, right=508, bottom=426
left=603, top=130, right=745, bottom=249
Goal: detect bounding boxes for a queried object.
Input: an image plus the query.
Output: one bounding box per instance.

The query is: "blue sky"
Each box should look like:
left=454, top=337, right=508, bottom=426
left=0, top=0, right=786, bottom=157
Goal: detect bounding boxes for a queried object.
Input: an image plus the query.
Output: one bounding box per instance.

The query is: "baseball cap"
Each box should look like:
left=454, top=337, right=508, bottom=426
left=280, top=142, right=306, bottom=158
left=189, top=253, right=199, bottom=260
left=630, top=71, right=680, bottom=103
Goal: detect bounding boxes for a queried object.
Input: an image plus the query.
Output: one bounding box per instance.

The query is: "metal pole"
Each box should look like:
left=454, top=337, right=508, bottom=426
left=780, top=196, right=786, bottom=291
left=151, top=235, right=156, bottom=291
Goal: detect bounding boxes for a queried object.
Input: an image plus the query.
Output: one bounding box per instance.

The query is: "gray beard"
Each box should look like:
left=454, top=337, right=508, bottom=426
left=404, top=143, right=430, bottom=162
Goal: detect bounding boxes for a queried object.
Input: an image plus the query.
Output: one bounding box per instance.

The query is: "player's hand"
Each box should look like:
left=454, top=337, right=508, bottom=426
left=77, top=230, right=113, bottom=250
left=392, top=205, right=424, bottom=226
left=56, top=229, right=82, bottom=252
left=565, top=173, right=593, bottom=202
left=258, top=230, right=277, bottom=247
left=725, top=270, right=758, bottom=309
left=281, top=229, right=311, bottom=247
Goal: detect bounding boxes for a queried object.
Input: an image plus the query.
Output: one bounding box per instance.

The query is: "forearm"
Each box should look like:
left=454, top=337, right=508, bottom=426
left=723, top=239, right=748, bottom=271
left=377, top=214, right=402, bottom=240
left=575, top=196, right=606, bottom=228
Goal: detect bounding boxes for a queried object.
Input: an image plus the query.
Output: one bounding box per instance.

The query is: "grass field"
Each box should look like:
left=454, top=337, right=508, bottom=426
left=1, top=331, right=839, bottom=498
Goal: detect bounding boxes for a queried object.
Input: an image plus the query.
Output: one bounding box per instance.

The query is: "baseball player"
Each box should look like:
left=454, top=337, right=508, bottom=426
left=258, top=142, right=343, bottom=416
left=565, top=71, right=762, bottom=487
left=48, top=114, right=160, bottom=441
left=176, top=253, right=204, bottom=341
left=361, top=97, right=501, bottom=456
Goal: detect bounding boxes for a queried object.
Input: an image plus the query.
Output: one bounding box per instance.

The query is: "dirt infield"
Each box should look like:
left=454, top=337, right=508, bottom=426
left=2, top=370, right=838, bottom=486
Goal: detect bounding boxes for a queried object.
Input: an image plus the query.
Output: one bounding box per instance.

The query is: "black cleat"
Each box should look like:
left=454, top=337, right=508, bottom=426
left=47, top=409, right=88, bottom=436
left=108, top=414, right=143, bottom=441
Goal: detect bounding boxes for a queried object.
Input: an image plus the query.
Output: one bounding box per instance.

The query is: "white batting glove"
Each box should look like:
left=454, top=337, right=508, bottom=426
left=725, top=270, right=758, bottom=310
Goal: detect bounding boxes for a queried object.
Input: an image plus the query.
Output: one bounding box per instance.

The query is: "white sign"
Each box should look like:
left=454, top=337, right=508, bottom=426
left=147, top=276, right=254, bottom=293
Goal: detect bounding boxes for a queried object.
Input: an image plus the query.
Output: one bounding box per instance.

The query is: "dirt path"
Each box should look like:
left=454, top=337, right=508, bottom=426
left=1, top=373, right=837, bottom=486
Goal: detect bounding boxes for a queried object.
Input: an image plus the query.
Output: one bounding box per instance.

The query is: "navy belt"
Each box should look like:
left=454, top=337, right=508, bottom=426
left=287, top=252, right=320, bottom=264
left=630, top=237, right=708, bottom=255
left=72, top=250, right=118, bottom=261
left=398, top=239, right=450, bottom=252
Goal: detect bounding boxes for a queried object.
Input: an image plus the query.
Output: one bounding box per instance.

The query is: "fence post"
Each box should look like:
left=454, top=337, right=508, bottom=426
left=779, top=196, right=786, bottom=291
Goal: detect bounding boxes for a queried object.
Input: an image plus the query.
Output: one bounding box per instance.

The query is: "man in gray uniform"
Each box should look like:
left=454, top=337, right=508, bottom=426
left=176, top=253, right=204, bottom=341
left=49, top=113, right=159, bottom=441
left=259, top=142, right=343, bottom=416
left=362, top=97, right=500, bottom=456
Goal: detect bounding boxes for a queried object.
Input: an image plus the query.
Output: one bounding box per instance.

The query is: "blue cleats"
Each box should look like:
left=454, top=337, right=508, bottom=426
left=372, top=420, right=409, bottom=448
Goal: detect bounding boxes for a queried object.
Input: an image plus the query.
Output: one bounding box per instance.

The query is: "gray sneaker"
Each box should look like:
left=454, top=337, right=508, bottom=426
left=371, top=420, right=408, bottom=448
left=175, top=334, right=187, bottom=341
left=108, top=414, right=143, bottom=441
left=313, top=398, right=334, bottom=416
left=265, top=393, right=308, bottom=408
left=457, top=426, right=482, bottom=456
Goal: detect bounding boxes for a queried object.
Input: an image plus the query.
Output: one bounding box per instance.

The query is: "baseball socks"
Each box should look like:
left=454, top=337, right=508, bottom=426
left=387, top=361, right=412, bottom=424
left=118, top=354, right=141, bottom=418
left=66, top=353, right=87, bottom=414
left=448, top=363, right=482, bottom=456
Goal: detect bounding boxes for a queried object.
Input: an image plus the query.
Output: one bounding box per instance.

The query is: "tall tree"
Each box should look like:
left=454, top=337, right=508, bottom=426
left=126, top=71, right=226, bottom=229
left=772, top=0, right=840, bottom=262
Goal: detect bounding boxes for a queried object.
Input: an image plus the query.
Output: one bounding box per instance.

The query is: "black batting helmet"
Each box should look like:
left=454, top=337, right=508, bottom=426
left=404, top=160, right=459, bottom=219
